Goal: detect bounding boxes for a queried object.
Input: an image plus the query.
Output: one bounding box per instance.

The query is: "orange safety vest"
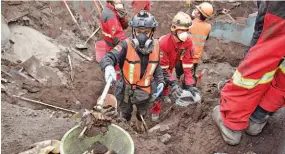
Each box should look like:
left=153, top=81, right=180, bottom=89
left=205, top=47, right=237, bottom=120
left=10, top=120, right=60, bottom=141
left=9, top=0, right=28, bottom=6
left=189, top=19, right=211, bottom=63
left=123, top=39, right=160, bottom=94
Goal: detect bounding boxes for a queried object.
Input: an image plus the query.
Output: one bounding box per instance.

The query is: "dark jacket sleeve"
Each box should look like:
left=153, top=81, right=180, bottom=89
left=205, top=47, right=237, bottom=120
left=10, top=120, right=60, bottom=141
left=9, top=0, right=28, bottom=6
left=100, top=40, right=128, bottom=71
left=153, top=63, right=165, bottom=85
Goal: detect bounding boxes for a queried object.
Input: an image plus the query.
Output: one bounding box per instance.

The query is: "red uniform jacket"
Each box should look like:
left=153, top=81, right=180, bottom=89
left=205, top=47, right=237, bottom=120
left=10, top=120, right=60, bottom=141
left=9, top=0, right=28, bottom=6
left=159, top=33, right=195, bottom=86
left=100, top=3, right=128, bottom=49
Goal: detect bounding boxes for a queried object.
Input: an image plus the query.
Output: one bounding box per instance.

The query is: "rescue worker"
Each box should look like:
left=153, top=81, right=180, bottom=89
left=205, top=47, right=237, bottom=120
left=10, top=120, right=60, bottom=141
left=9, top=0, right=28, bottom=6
left=100, top=0, right=128, bottom=80
left=159, top=12, right=198, bottom=103
left=131, top=0, right=151, bottom=15
left=100, top=10, right=166, bottom=131
left=212, top=1, right=285, bottom=145
left=189, top=2, right=213, bottom=81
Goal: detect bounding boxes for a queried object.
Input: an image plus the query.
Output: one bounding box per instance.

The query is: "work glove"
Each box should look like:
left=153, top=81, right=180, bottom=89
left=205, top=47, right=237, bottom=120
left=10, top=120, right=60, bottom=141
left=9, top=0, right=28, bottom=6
left=184, top=85, right=200, bottom=97
left=104, top=65, right=116, bottom=83
left=170, top=82, right=183, bottom=101
left=116, top=8, right=127, bottom=19
left=185, top=0, right=191, bottom=7
left=153, top=83, right=164, bottom=98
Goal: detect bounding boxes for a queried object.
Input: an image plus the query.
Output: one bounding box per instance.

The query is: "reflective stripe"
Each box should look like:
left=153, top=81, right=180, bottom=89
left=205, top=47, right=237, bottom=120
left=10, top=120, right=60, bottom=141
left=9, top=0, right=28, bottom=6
left=193, top=41, right=205, bottom=46
left=161, top=65, right=169, bottom=69
left=232, top=69, right=276, bottom=89
left=189, top=34, right=207, bottom=40
left=280, top=60, right=285, bottom=74
left=182, top=64, right=193, bottom=68
left=129, top=64, right=135, bottom=84
left=102, top=31, right=112, bottom=38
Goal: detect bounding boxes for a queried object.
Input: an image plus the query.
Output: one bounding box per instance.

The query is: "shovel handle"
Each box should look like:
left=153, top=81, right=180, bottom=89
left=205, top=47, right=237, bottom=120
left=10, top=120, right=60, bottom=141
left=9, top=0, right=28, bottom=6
left=97, top=77, right=113, bottom=107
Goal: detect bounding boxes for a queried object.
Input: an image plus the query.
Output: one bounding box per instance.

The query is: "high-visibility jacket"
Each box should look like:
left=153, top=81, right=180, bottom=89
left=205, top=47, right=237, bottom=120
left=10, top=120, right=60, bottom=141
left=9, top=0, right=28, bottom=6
left=100, top=3, right=128, bottom=49
left=123, top=39, right=160, bottom=93
left=131, top=0, right=151, bottom=15
left=189, top=18, right=211, bottom=63
left=159, top=33, right=195, bottom=86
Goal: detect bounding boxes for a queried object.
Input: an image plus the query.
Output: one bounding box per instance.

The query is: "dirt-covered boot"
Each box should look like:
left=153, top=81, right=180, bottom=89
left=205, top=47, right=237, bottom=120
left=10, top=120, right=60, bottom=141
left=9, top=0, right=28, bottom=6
left=212, top=105, right=242, bottom=145
left=161, top=95, right=171, bottom=103
left=245, top=118, right=267, bottom=136
left=245, top=105, right=271, bottom=136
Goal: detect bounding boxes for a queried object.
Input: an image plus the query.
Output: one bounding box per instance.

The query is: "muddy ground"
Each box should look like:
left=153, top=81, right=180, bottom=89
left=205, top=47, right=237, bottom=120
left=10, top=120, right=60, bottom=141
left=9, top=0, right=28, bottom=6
left=1, top=1, right=284, bottom=154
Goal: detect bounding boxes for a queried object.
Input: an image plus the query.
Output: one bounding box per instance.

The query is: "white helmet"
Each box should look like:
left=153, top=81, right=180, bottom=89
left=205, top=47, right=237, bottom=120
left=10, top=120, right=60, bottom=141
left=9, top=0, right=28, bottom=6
left=175, top=90, right=201, bottom=107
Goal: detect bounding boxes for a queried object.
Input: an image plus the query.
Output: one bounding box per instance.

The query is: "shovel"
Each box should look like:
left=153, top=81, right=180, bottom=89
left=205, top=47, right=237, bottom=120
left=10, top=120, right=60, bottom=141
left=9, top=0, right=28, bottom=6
left=75, top=27, right=101, bottom=49
left=95, top=77, right=113, bottom=111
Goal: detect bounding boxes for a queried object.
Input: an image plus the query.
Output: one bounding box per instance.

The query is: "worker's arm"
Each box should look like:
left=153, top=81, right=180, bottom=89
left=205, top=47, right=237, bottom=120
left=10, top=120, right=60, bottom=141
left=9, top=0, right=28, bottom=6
left=153, top=63, right=165, bottom=85
left=100, top=41, right=127, bottom=71
left=182, top=47, right=195, bottom=87
left=104, top=17, right=127, bottom=44
left=159, top=48, right=177, bottom=86
left=119, top=16, right=129, bottom=30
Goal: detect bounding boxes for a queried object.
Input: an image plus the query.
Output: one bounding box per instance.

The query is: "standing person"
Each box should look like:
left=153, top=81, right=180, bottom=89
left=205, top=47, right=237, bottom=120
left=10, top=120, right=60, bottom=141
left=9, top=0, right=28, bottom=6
left=189, top=2, right=213, bottom=81
left=100, top=0, right=129, bottom=79
left=212, top=1, right=285, bottom=145
left=159, top=12, right=198, bottom=103
left=131, top=0, right=151, bottom=15
left=100, top=10, right=165, bottom=131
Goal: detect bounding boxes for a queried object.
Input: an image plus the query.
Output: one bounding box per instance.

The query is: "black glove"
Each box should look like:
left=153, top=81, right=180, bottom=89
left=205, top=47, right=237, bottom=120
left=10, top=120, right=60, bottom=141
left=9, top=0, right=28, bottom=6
left=116, top=9, right=127, bottom=19
left=184, top=85, right=200, bottom=97
left=170, top=82, right=183, bottom=101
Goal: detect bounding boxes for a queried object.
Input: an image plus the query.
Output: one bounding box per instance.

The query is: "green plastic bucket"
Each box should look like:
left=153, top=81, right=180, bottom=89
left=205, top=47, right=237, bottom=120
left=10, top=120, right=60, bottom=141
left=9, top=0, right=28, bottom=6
left=60, top=124, right=134, bottom=154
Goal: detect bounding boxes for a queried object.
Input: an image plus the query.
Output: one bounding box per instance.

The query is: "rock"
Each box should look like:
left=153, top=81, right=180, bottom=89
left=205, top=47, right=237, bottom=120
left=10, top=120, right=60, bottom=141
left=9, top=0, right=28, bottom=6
left=16, top=60, right=22, bottom=63
left=159, top=133, right=171, bottom=144
left=1, top=15, right=11, bottom=47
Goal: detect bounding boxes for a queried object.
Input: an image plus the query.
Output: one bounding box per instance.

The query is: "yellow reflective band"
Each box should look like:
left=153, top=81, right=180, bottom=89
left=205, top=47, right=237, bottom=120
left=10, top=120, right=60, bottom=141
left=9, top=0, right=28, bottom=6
left=182, top=64, right=193, bottom=68
left=189, top=34, right=207, bottom=40
left=193, top=42, right=205, bottom=46
left=129, top=64, right=135, bottom=84
left=102, top=31, right=112, bottom=38
left=150, top=64, right=157, bottom=74
left=232, top=69, right=276, bottom=89
left=279, top=60, right=285, bottom=74
left=161, top=65, right=169, bottom=69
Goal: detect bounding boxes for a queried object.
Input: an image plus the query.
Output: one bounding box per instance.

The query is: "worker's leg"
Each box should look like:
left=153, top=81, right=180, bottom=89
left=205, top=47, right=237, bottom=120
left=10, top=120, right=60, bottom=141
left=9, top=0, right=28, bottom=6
left=219, top=15, right=285, bottom=131
left=119, top=99, right=133, bottom=121
left=135, top=101, right=150, bottom=132
left=161, top=69, right=173, bottom=103
left=246, top=67, right=285, bottom=135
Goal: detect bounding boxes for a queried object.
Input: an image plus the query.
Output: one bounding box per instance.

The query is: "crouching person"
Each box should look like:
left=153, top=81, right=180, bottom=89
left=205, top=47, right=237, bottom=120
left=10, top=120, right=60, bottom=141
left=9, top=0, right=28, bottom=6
left=100, top=10, right=165, bottom=131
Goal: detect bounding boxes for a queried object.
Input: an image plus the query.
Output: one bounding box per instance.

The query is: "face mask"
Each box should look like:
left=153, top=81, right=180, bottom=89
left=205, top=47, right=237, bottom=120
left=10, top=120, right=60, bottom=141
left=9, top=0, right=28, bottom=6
left=114, top=3, right=124, bottom=10
left=132, top=33, right=154, bottom=54
left=177, top=32, right=189, bottom=42
left=191, top=10, right=196, bottom=18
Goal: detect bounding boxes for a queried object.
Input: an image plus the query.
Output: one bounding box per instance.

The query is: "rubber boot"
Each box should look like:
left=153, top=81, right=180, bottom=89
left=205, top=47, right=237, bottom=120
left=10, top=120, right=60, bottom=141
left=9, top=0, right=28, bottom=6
left=212, top=105, right=242, bottom=145
left=245, top=105, right=272, bottom=136
left=245, top=118, right=267, bottom=136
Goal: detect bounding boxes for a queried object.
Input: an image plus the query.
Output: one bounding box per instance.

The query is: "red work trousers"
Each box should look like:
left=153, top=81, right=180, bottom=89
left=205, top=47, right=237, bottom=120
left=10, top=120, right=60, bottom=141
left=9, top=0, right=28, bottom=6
left=220, top=13, right=285, bottom=130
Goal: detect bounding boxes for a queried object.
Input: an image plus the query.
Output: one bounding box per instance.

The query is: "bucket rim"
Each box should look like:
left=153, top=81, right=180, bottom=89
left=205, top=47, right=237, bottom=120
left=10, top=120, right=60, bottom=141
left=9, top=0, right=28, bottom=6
left=60, top=124, right=134, bottom=154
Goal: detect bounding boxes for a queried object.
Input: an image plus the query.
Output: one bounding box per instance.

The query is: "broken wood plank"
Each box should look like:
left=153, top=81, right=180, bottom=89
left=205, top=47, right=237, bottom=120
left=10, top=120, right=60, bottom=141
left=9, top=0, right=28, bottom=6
left=70, top=47, right=93, bottom=61
left=12, top=95, right=77, bottom=114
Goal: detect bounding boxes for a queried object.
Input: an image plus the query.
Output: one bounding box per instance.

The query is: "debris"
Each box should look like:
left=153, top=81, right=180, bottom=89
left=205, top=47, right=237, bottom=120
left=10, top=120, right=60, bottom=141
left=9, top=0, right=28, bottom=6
left=12, top=95, right=77, bottom=114
left=22, top=56, right=61, bottom=85
left=70, top=47, right=93, bottom=61
left=67, top=50, right=74, bottom=81
left=140, top=115, right=149, bottom=131
left=148, top=123, right=170, bottom=133
left=62, top=0, right=83, bottom=35
left=159, top=133, right=171, bottom=144
left=75, top=27, right=101, bottom=49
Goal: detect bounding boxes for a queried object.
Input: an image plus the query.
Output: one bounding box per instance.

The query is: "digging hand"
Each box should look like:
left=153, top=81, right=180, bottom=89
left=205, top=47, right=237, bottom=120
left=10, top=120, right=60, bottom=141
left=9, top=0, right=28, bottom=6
left=170, top=82, right=183, bottom=101
left=104, top=65, right=116, bottom=83
left=116, top=8, right=127, bottom=18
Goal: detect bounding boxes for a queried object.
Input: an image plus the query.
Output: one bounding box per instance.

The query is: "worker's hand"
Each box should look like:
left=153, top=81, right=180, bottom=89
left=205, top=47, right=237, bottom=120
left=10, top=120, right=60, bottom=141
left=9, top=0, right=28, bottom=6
left=170, top=83, right=183, bottom=101
left=116, top=8, right=127, bottom=19
left=185, top=0, right=191, bottom=7
left=184, top=85, right=200, bottom=97
left=104, top=65, right=116, bottom=83
left=153, top=83, right=164, bottom=98
left=94, top=105, right=118, bottom=121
